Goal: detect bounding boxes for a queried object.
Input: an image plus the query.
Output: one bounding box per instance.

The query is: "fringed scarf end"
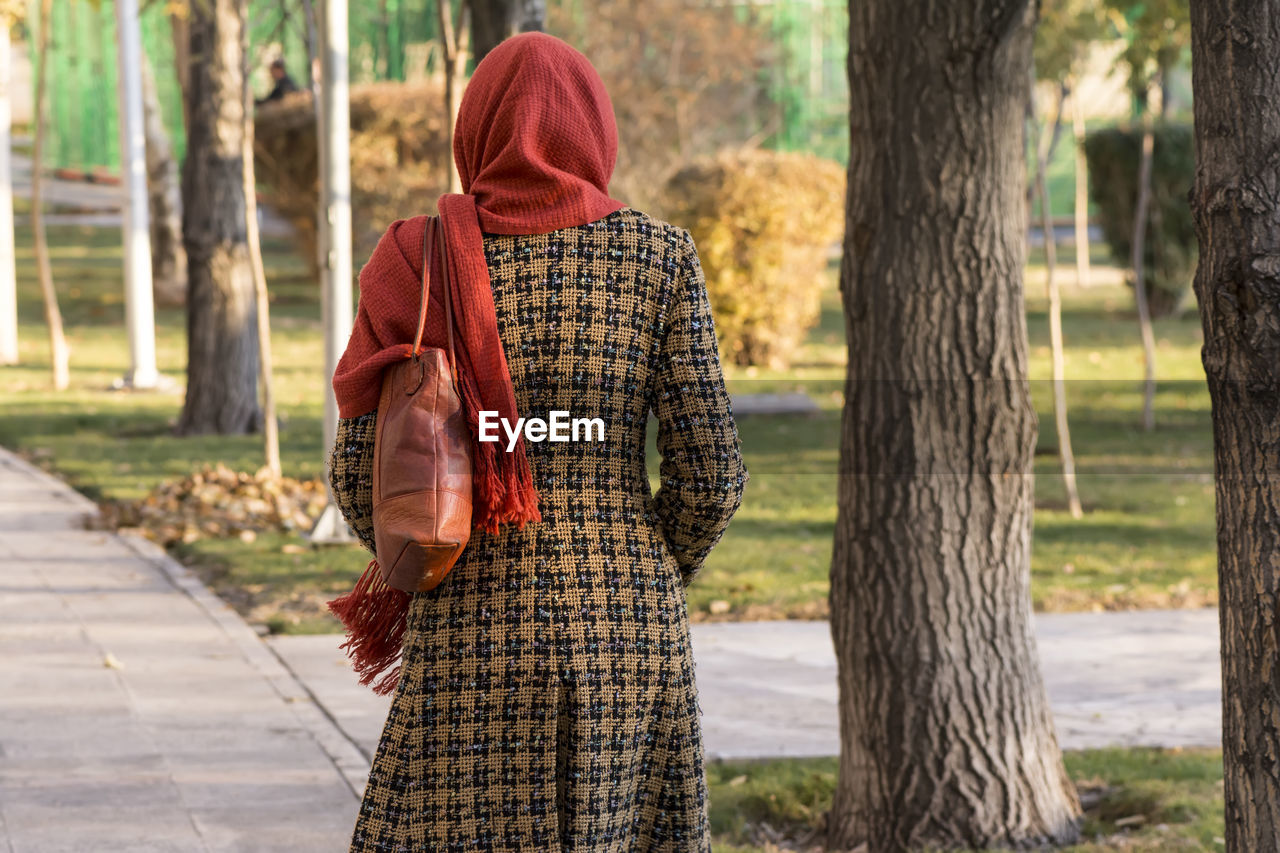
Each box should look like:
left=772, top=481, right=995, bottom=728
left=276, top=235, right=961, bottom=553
left=327, top=560, right=412, bottom=696
left=471, top=439, right=541, bottom=534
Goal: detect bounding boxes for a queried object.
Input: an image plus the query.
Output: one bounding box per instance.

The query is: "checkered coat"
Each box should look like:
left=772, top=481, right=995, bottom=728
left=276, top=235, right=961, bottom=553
left=330, top=208, right=747, bottom=851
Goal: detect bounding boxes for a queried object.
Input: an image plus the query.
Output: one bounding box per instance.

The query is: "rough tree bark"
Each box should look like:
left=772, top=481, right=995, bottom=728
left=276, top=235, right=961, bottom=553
left=1189, top=2, right=1280, bottom=849
left=828, top=1, right=1081, bottom=849
left=177, top=0, right=260, bottom=436
left=467, top=0, right=544, bottom=62
left=142, top=58, right=186, bottom=308
left=33, top=0, right=68, bottom=390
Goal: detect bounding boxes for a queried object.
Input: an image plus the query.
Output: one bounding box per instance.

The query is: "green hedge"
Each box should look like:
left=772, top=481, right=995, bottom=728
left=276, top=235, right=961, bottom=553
left=1083, top=124, right=1196, bottom=317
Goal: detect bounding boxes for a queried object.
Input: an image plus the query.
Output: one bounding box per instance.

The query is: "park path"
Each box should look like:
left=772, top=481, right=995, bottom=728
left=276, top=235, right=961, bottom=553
left=8, top=151, right=293, bottom=235
left=0, top=449, right=363, bottom=853
left=273, top=607, right=1222, bottom=764
left=0, top=444, right=1223, bottom=851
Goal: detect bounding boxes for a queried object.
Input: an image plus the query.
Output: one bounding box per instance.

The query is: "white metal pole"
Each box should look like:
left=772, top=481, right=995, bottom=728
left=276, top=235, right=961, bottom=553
left=311, top=0, right=355, bottom=543
left=0, top=33, right=17, bottom=366
left=115, top=0, right=158, bottom=388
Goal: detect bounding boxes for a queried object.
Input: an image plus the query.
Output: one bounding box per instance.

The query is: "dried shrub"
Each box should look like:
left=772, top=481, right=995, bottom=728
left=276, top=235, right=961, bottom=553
left=253, top=81, right=450, bottom=274
left=548, top=0, right=775, bottom=216
left=665, top=149, right=845, bottom=368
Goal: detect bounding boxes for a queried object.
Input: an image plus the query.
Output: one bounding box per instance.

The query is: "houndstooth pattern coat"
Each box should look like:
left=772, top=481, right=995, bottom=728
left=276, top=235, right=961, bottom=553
left=329, top=208, right=747, bottom=851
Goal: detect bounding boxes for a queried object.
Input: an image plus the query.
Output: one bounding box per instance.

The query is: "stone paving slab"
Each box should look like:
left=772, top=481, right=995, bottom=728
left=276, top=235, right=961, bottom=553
left=0, top=449, right=363, bottom=853
left=271, top=609, right=1222, bottom=765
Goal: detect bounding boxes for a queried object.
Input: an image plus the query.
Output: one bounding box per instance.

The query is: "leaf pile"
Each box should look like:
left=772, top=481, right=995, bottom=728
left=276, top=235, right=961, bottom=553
left=98, top=464, right=328, bottom=546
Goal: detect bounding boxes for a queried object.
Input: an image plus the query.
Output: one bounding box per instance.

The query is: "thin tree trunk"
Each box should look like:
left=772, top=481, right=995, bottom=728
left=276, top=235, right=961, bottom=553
left=1044, top=79, right=1068, bottom=166
left=243, top=3, right=280, bottom=477
left=170, top=13, right=191, bottom=132
left=438, top=0, right=469, bottom=194
left=33, top=0, right=68, bottom=390
left=377, top=0, right=391, bottom=78
left=0, top=29, right=19, bottom=366
left=1189, top=2, right=1280, bottom=849
left=1131, top=115, right=1158, bottom=432
left=1159, top=60, right=1172, bottom=120
left=1033, top=82, right=1083, bottom=520
left=302, top=0, right=319, bottom=93
left=142, top=58, right=186, bottom=307
left=1072, top=86, right=1091, bottom=291
left=828, top=1, right=1081, bottom=848
left=178, top=0, right=260, bottom=435
left=1026, top=79, right=1068, bottom=212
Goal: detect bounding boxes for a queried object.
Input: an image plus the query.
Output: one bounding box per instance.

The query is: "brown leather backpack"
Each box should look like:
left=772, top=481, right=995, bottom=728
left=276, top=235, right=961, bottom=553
left=371, top=216, right=473, bottom=592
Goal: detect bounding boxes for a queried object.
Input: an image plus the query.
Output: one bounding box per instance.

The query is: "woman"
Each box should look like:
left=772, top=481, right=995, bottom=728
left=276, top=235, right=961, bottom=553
left=327, top=33, right=746, bottom=852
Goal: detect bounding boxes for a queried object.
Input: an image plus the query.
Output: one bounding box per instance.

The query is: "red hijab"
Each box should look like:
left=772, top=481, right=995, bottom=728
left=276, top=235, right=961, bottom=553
left=330, top=33, right=624, bottom=693
left=332, top=32, right=624, bottom=532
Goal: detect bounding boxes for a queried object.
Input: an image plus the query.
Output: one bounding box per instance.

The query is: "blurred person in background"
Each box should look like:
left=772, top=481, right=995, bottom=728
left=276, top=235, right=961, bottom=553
left=255, top=58, right=298, bottom=106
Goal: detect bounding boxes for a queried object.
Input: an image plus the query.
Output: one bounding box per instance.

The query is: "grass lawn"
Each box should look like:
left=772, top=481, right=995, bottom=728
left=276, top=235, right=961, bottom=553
left=706, top=748, right=1224, bottom=852
left=0, top=222, right=1215, bottom=632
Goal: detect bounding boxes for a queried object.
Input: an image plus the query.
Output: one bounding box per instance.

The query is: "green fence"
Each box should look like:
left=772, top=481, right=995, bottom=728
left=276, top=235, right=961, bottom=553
left=35, top=0, right=184, bottom=171
left=767, top=0, right=848, bottom=163
left=33, top=0, right=470, bottom=171
left=35, top=0, right=850, bottom=172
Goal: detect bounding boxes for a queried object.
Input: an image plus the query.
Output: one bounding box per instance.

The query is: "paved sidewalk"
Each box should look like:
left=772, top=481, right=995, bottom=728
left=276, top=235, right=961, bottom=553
left=272, top=605, right=1222, bottom=764
left=0, top=443, right=1223, bottom=851
left=0, top=450, right=363, bottom=853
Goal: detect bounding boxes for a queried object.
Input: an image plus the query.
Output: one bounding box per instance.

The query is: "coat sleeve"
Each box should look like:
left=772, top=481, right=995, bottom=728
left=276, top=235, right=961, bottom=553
left=328, top=410, right=378, bottom=555
left=650, top=231, right=748, bottom=586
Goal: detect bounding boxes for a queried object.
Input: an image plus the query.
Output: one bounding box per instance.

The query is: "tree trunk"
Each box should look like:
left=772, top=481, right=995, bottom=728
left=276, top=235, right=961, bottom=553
left=1072, top=86, right=1091, bottom=291
left=1131, top=118, right=1158, bottom=432
left=242, top=0, right=280, bottom=477
left=33, top=0, right=68, bottom=390
left=170, top=12, right=191, bottom=132
left=1044, top=80, right=1068, bottom=167
left=466, top=0, right=545, bottom=62
left=178, top=0, right=260, bottom=436
left=377, top=0, right=391, bottom=78
left=828, top=1, right=1081, bottom=849
left=0, top=29, right=20, bottom=366
left=1032, top=77, right=1083, bottom=520
left=302, top=0, right=320, bottom=96
left=142, top=58, right=186, bottom=308
left=438, top=0, right=469, bottom=194
left=1189, top=3, right=1280, bottom=849
left=1025, top=79, right=1068, bottom=213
